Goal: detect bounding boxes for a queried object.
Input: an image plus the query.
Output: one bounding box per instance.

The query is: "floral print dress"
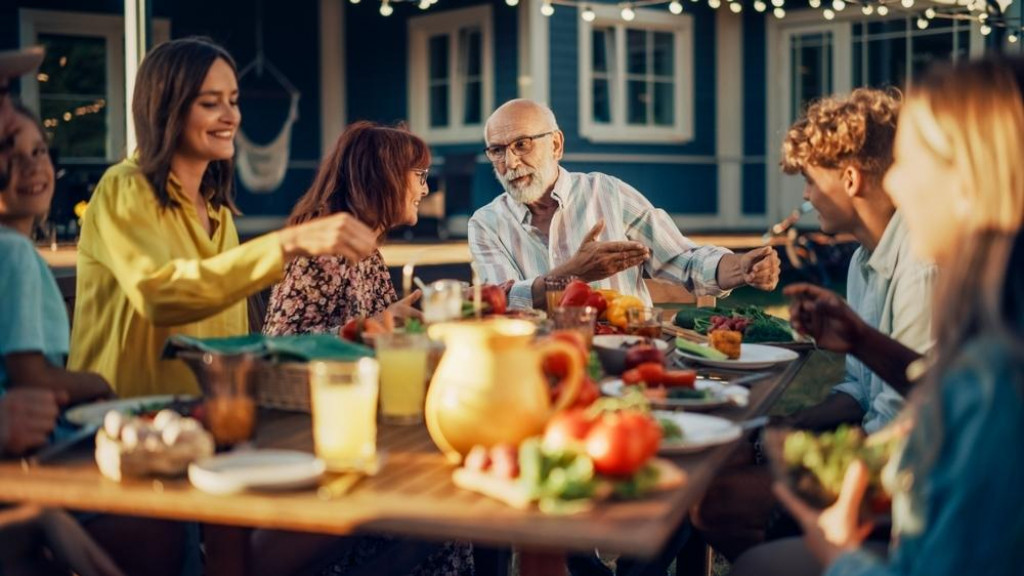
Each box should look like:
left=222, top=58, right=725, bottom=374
left=263, top=251, right=397, bottom=336
left=262, top=250, right=474, bottom=576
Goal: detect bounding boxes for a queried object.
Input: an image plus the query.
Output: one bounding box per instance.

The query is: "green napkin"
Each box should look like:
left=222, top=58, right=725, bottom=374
left=164, top=334, right=373, bottom=363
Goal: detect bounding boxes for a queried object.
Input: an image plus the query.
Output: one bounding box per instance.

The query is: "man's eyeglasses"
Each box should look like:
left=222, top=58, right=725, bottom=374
left=413, top=168, right=429, bottom=187
left=483, top=131, right=555, bottom=163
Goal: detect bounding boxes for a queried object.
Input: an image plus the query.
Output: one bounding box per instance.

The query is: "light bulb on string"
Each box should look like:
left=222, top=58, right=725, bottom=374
left=1008, top=32, right=1020, bottom=44
left=862, top=4, right=874, bottom=14
left=808, top=0, right=821, bottom=8
left=833, top=0, right=846, bottom=10
left=916, top=17, right=929, bottom=29
left=380, top=0, right=393, bottom=16
left=350, top=0, right=360, bottom=5
left=823, top=8, right=835, bottom=19
left=419, top=0, right=431, bottom=9
left=729, top=1, right=742, bottom=12
left=582, top=5, right=596, bottom=20
left=754, top=0, right=767, bottom=11
left=980, top=24, right=992, bottom=35
left=506, top=0, right=519, bottom=6
left=541, top=1, right=554, bottom=16
left=771, top=0, right=785, bottom=7
left=773, top=6, right=786, bottom=17
left=877, top=4, right=889, bottom=15
left=925, top=7, right=936, bottom=18
left=621, top=4, right=636, bottom=20
left=900, top=0, right=914, bottom=8
left=669, top=0, right=684, bottom=13
left=709, top=0, right=722, bottom=8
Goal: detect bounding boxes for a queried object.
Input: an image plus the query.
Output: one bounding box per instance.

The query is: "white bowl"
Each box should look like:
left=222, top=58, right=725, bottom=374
left=592, top=335, right=670, bottom=375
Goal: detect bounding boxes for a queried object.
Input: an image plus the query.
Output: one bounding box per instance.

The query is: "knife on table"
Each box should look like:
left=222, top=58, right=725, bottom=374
left=30, top=421, right=102, bottom=465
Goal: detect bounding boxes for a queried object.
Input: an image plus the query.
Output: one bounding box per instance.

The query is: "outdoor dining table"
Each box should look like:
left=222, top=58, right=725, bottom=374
left=0, top=350, right=809, bottom=576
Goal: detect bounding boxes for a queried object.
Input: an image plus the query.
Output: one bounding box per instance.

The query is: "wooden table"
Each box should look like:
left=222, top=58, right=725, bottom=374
left=0, top=352, right=808, bottom=575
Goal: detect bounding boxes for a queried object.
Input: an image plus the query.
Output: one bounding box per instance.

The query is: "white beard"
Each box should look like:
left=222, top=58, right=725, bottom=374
left=494, top=158, right=558, bottom=205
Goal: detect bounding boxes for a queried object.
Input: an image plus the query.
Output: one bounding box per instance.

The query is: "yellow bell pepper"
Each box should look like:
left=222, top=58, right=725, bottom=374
left=605, top=295, right=644, bottom=329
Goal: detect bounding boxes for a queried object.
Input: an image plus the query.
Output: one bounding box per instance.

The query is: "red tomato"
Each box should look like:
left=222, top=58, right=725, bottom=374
left=621, top=411, right=662, bottom=459
left=543, top=409, right=595, bottom=450
left=340, top=319, right=362, bottom=342
left=636, top=362, right=666, bottom=384
left=585, top=413, right=649, bottom=476
left=622, top=368, right=643, bottom=385
left=660, top=370, right=697, bottom=388
left=585, top=292, right=608, bottom=316
left=559, top=280, right=593, bottom=307
left=480, top=284, right=508, bottom=315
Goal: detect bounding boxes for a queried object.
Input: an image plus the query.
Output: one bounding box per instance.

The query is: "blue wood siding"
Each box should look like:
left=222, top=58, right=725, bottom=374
left=742, top=10, right=767, bottom=216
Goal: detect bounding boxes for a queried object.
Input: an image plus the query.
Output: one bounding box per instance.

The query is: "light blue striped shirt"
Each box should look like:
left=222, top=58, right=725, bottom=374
left=468, top=167, right=732, bottom=309
left=833, top=212, right=936, bottom=433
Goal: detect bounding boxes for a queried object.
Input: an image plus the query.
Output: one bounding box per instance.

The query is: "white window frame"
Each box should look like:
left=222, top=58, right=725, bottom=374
left=578, top=5, right=694, bottom=144
left=408, top=5, right=494, bottom=144
left=19, top=9, right=170, bottom=164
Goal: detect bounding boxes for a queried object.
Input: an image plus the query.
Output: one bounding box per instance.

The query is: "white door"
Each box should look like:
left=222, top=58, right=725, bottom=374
left=770, top=22, right=851, bottom=225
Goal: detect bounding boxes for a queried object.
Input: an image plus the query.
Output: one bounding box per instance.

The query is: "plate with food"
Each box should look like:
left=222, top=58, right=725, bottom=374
left=674, top=339, right=798, bottom=370
left=65, top=395, right=200, bottom=427
left=673, top=305, right=806, bottom=344
left=600, top=378, right=748, bottom=411
left=654, top=411, right=743, bottom=454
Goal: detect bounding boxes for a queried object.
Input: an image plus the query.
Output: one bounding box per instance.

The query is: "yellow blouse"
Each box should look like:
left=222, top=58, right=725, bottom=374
left=68, top=159, right=284, bottom=397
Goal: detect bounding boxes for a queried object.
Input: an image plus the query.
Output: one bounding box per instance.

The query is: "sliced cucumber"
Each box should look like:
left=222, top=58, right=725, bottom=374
left=675, top=338, right=729, bottom=360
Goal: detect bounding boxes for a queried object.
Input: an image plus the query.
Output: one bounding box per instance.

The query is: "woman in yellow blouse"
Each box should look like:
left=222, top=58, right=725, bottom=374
left=69, top=38, right=378, bottom=398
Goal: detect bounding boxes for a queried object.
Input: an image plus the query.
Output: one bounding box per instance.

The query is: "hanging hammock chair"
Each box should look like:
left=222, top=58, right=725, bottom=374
left=234, top=9, right=301, bottom=194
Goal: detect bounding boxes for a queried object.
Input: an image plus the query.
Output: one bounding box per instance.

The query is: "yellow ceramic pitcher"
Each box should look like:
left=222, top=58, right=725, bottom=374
left=425, top=318, right=584, bottom=463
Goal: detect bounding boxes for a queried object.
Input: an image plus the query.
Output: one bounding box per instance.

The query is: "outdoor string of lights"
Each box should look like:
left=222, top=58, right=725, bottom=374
left=355, top=0, right=1022, bottom=41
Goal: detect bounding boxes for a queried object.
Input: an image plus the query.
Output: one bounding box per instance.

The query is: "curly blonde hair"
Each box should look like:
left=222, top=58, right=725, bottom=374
left=781, top=88, right=901, bottom=180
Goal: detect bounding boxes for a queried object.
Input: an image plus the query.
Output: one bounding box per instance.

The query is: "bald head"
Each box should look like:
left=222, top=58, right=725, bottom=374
left=485, top=99, right=559, bottom=143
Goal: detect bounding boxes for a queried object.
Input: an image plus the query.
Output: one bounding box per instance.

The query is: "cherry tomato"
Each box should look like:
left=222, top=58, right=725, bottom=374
left=585, top=413, right=649, bottom=476
left=622, top=368, right=643, bottom=385
left=660, top=370, right=697, bottom=388
left=543, top=409, right=595, bottom=451
left=636, top=362, right=666, bottom=384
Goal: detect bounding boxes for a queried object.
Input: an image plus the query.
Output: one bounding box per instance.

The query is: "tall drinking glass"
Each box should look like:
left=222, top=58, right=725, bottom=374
left=375, top=332, right=430, bottom=424
left=309, top=358, right=380, bottom=472
left=198, top=353, right=257, bottom=450
left=551, top=306, right=598, bottom=350
left=422, top=280, right=466, bottom=323
left=544, top=276, right=575, bottom=312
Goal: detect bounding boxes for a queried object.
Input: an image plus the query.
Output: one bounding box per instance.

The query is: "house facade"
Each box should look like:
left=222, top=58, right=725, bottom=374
left=3, top=0, right=1020, bottom=236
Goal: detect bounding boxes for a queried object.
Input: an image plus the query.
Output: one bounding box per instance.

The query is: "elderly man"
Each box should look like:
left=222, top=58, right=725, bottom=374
left=469, top=99, right=780, bottom=310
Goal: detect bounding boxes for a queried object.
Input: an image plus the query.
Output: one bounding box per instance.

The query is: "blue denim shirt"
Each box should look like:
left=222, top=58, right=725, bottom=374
left=833, top=213, right=936, bottom=433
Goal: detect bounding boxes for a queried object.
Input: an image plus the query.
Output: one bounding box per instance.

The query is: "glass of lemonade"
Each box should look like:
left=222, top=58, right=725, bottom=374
left=544, top=276, right=575, bottom=312
left=626, top=306, right=665, bottom=339
left=375, top=332, right=430, bottom=424
left=309, top=358, right=380, bottom=472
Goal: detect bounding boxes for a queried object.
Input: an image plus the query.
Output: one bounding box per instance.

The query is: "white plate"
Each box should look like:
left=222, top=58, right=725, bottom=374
left=188, top=450, right=326, bottom=495
left=600, top=378, right=748, bottom=411
left=65, top=395, right=199, bottom=427
left=674, top=343, right=798, bottom=370
left=654, top=411, right=743, bottom=454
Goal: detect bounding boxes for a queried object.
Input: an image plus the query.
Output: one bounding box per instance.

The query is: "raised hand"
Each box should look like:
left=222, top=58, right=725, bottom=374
left=556, top=220, right=651, bottom=282
left=784, top=283, right=868, bottom=353
left=0, top=388, right=63, bottom=456
left=774, top=460, right=875, bottom=566
left=386, top=289, right=423, bottom=323
left=740, top=246, right=781, bottom=291
left=279, top=212, right=378, bottom=264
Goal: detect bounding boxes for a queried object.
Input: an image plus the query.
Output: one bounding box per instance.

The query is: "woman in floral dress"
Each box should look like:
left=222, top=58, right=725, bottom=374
left=263, top=121, right=425, bottom=336
left=260, top=121, right=473, bottom=576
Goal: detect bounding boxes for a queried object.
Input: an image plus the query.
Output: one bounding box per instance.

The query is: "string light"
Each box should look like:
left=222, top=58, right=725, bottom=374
left=669, top=0, right=684, bottom=14
left=419, top=0, right=431, bottom=9
left=380, top=0, right=393, bottom=16
left=862, top=4, right=874, bottom=14
left=832, top=0, right=846, bottom=11
left=916, top=16, right=929, bottom=29
left=877, top=4, right=889, bottom=15
left=1009, top=32, right=1020, bottom=43
left=350, top=0, right=360, bottom=4
left=823, top=8, right=836, bottom=19
left=541, top=1, right=555, bottom=16
left=980, top=24, right=992, bottom=35
left=708, top=0, right=721, bottom=8
left=771, top=0, right=785, bottom=7
left=582, top=4, right=596, bottom=20
left=773, top=6, right=786, bottom=18
left=621, top=3, right=636, bottom=20
left=754, top=0, right=767, bottom=12
left=729, top=1, right=742, bottom=12
left=925, top=7, right=936, bottom=18
left=900, top=0, right=914, bottom=7
left=808, top=0, right=821, bottom=7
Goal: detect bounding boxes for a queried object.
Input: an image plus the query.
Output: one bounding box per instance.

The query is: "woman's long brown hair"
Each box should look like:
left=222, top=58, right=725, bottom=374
left=132, top=37, right=238, bottom=211
left=288, top=121, right=430, bottom=238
